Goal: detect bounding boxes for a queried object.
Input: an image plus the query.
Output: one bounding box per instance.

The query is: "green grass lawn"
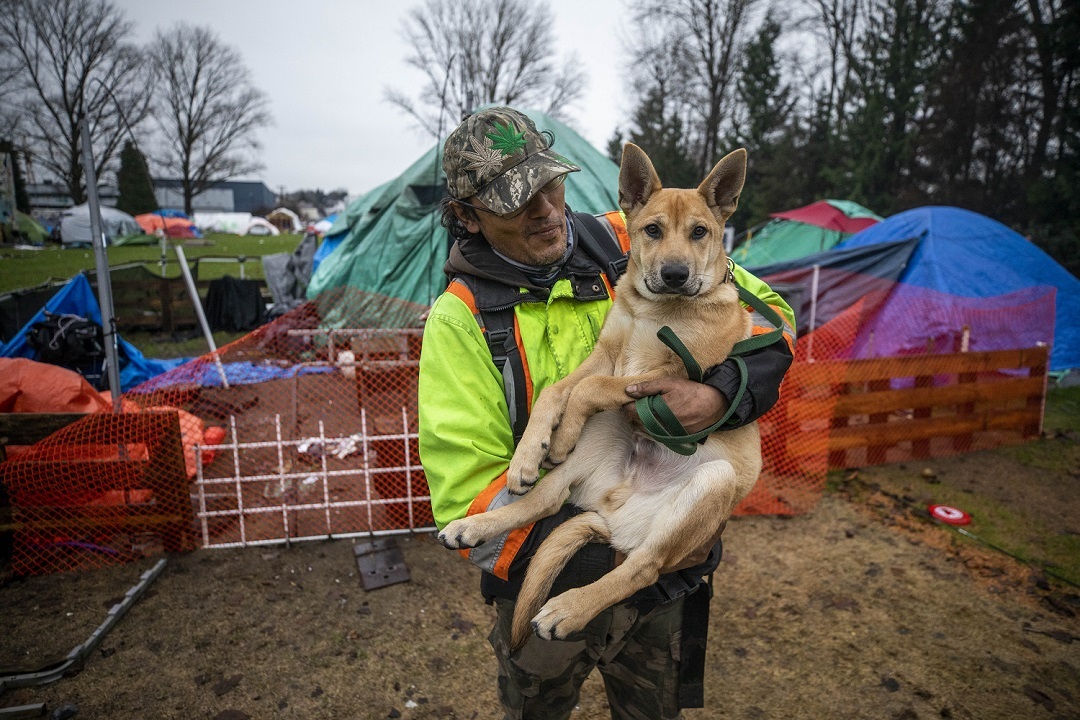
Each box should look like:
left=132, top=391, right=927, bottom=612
left=0, top=233, right=305, bottom=294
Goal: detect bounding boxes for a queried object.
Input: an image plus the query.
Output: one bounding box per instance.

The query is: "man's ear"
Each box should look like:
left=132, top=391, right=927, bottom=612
left=619, top=143, right=663, bottom=215
left=452, top=201, right=482, bottom=234
left=697, top=149, right=747, bottom=223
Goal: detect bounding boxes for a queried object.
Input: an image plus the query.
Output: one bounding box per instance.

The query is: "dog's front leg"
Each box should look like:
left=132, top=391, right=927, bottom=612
left=508, top=351, right=615, bottom=494
left=547, top=370, right=671, bottom=463
left=438, top=461, right=578, bottom=549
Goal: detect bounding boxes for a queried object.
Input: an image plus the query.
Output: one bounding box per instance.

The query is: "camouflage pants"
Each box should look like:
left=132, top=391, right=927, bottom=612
left=488, top=596, right=685, bottom=720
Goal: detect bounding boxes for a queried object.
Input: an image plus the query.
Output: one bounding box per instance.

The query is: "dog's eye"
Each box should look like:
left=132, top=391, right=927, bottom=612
left=691, top=226, right=707, bottom=239
left=644, top=224, right=661, bottom=238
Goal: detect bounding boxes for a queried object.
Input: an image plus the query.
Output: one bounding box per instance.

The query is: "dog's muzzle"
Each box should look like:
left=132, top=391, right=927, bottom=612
left=646, top=263, right=700, bottom=296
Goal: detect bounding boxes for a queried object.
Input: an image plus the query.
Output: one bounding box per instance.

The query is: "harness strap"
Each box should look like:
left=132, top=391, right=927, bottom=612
left=634, top=283, right=786, bottom=455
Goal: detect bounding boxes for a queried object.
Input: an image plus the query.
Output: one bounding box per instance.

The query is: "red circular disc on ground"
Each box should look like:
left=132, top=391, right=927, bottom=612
left=928, top=504, right=971, bottom=525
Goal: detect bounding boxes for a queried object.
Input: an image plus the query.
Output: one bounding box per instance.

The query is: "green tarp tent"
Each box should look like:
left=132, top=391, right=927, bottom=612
left=14, top=211, right=48, bottom=245
left=731, top=199, right=882, bottom=268
left=307, top=108, right=621, bottom=310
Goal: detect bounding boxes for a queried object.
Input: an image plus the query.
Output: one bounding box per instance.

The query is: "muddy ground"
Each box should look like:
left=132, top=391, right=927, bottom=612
left=2, top=432, right=1079, bottom=720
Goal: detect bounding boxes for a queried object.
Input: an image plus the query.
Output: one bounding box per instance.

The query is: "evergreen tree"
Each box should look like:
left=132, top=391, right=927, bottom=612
left=116, top=140, right=158, bottom=216
left=628, top=87, right=699, bottom=189
left=606, top=128, right=625, bottom=166
left=0, top=139, right=31, bottom=213
left=728, top=11, right=794, bottom=229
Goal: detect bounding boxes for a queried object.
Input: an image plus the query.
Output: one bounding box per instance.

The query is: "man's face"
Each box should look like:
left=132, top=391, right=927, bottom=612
left=455, top=183, right=568, bottom=266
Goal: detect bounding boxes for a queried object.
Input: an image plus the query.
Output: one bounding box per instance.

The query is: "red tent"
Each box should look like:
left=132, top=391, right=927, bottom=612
left=770, top=200, right=880, bottom=234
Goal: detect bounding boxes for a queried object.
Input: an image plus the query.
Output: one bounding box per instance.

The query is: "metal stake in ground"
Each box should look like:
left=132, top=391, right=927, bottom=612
left=79, top=118, right=122, bottom=407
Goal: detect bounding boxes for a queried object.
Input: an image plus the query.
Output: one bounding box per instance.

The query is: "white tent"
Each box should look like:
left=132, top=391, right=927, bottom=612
left=59, top=204, right=143, bottom=246
left=266, top=207, right=302, bottom=233
left=194, top=212, right=280, bottom=236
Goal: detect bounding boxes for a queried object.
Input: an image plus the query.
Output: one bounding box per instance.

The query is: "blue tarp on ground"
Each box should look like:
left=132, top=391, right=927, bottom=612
left=834, top=207, right=1080, bottom=371
left=0, top=274, right=187, bottom=392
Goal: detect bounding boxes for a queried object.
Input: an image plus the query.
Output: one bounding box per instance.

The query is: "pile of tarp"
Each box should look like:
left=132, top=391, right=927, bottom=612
left=135, top=212, right=201, bottom=239
left=0, top=274, right=186, bottom=392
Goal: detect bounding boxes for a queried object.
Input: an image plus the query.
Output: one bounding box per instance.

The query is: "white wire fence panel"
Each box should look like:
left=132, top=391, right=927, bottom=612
left=193, top=405, right=434, bottom=549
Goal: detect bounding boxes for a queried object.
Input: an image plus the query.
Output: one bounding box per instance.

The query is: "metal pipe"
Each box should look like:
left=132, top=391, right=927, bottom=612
left=78, top=119, right=122, bottom=407
left=174, top=244, right=229, bottom=388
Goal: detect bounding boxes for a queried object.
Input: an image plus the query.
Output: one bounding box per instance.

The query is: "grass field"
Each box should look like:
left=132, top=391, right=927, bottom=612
left=0, top=233, right=306, bottom=294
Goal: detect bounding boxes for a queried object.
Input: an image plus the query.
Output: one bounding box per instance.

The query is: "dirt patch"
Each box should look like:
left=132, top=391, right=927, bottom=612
left=2, top=436, right=1079, bottom=720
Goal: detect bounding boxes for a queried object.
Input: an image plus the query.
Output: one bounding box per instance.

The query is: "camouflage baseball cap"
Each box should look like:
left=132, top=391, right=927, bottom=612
left=443, top=107, right=580, bottom=216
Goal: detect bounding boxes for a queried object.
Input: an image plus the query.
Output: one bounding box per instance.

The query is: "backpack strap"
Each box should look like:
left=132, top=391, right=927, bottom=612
left=484, top=307, right=531, bottom=445
left=448, top=277, right=532, bottom=445
left=573, top=211, right=629, bottom=289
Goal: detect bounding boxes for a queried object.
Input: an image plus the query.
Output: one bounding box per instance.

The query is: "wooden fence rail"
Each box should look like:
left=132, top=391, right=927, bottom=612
left=784, top=347, right=1048, bottom=469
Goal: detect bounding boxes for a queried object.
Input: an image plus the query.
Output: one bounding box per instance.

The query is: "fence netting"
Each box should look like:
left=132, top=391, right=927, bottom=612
left=1, top=272, right=1056, bottom=575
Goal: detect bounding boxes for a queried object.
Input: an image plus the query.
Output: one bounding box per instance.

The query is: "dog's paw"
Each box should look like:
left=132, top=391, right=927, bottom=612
left=507, top=456, right=540, bottom=496
left=545, top=437, right=576, bottom=466
left=531, top=592, right=588, bottom=641
left=437, top=518, right=487, bottom=550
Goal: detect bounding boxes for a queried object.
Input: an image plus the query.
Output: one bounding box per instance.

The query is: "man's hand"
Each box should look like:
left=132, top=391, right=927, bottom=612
left=624, top=378, right=729, bottom=433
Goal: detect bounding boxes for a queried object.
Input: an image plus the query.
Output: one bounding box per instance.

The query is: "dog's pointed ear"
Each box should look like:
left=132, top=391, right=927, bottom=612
left=619, top=143, right=663, bottom=215
left=698, top=149, right=747, bottom=223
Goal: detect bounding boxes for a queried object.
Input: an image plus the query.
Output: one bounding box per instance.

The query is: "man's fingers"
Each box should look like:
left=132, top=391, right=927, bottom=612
left=624, top=379, right=672, bottom=397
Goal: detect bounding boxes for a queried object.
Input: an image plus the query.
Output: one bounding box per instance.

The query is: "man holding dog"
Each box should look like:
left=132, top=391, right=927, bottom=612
left=418, top=107, right=795, bottom=719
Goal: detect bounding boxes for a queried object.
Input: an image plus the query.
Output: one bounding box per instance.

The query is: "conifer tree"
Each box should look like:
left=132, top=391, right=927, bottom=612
left=0, top=139, right=30, bottom=213
left=116, top=140, right=158, bottom=216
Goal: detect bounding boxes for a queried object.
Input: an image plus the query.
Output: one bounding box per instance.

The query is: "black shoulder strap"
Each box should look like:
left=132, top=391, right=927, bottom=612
left=452, top=274, right=531, bottom=445
left=573, top=212, right=628, bottom=285
left=484, top=306, right=530, bottom=446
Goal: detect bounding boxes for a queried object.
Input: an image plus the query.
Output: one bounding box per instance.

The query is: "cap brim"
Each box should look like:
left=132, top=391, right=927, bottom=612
left=475, top=150, right=580, bottom=216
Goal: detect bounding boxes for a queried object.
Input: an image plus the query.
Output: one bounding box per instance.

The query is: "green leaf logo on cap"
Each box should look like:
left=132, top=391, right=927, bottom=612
left=485, top=121, right=528, bottom=157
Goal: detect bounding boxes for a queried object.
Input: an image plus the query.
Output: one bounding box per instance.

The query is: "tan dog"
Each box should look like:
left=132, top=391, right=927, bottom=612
left=439, top=143, right=762, bottom=650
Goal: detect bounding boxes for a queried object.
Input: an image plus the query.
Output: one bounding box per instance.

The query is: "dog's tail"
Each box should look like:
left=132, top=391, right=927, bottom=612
left=510, top=511, right=612, bottom=652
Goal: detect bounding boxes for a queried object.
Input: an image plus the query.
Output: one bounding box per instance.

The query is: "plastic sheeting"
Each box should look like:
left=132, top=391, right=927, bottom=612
left=59, top=204, right=144, bottom=246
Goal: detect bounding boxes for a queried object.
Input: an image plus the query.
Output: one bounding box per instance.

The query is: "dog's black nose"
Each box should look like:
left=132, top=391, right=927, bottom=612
left=660, top=263, right=690, bottom=288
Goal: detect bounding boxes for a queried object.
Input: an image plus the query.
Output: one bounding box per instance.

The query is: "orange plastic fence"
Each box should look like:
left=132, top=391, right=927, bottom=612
left=0, top=277, right=1055, bottom=575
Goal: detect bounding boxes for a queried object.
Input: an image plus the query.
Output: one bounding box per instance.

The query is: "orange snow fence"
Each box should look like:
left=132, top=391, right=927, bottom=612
left=0, top=278, right=1052, bottom=575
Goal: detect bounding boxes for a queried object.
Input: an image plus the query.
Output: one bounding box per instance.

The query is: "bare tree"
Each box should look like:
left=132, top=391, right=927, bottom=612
left=148, top=24, right=271, bottom=215
left=0, top=0, right=152, bottom=203
left=631, top=0, right=760, bottom=175
left=386, top=0, right=587, bottom=136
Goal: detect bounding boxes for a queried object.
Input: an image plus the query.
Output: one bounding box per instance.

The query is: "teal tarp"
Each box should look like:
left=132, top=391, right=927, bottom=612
left=307, top=109, right=621, bottom=310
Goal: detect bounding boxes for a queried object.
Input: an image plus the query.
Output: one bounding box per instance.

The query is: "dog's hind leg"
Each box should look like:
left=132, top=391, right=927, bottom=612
left=530, top=547, right=665, bottom=642
left=509, top=511, right=611, bottom=652
left=531, top=458, right=752, bottom=641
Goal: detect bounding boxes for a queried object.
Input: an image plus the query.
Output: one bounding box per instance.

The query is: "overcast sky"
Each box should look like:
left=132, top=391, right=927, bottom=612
left=115, top=0, right=629, bottom=199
